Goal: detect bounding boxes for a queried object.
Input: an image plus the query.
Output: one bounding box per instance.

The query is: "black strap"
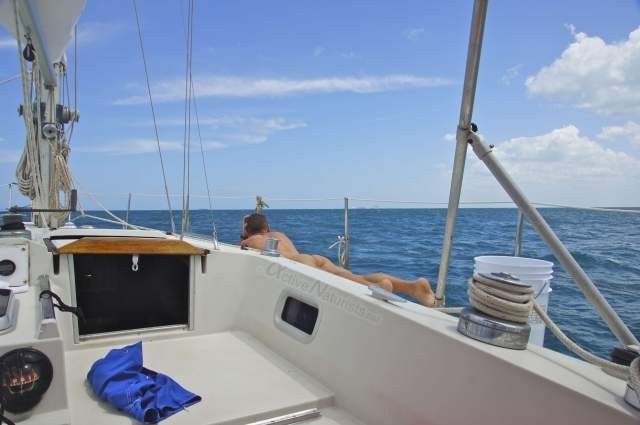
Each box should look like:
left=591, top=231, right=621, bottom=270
left=39, top=290, right=85, bottom=322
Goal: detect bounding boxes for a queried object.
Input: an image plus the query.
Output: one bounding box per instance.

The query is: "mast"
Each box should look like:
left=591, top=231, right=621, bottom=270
left=2, top=0, right=84, bottom=228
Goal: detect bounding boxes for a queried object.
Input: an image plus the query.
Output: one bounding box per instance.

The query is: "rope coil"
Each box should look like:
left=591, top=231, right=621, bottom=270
left=468, top=273, right=533, bottom=323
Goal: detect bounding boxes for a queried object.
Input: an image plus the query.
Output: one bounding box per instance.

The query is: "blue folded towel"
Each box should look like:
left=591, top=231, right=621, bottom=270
left=87, top=342, right=201, bottom=423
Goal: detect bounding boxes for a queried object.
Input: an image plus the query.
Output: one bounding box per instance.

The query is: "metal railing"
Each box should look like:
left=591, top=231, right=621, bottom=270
left=9, top=185, right=639, bottom=319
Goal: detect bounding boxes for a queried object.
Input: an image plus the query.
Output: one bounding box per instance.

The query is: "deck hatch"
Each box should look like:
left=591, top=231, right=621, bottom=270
left=72, top=254, right=190, bottom=336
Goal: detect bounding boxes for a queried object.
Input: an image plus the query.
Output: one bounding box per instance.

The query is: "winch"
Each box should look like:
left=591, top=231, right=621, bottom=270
left=457, top=272, right=533, bottom=350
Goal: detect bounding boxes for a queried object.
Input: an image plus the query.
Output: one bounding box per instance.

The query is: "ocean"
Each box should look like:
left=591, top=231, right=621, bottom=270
left=74, top=207, right=640, bottom=359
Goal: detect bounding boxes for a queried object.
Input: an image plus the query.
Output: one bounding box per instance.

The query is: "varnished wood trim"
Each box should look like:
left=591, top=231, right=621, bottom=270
left=57, top=237, right=206, bottom=256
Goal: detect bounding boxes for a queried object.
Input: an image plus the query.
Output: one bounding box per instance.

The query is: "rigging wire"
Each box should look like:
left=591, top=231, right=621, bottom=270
left=179, top=0, right=219, bottom=245
left=181, top=0, right=195, bottom=237
left=131, top=0, right=177, bottom=233
left=65, top=24, right=77, bottom=146
left=192, top=86, right=219, bottom=245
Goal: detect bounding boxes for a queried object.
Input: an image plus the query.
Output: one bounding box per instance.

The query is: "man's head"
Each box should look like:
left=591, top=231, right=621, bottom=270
left=244, top=213, right=269, bottom=237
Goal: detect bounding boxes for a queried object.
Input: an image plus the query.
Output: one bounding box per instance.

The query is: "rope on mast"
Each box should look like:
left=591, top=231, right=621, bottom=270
left=131, top=0, right=177, bottom=234
left=12, top=0, right=45, bottom=224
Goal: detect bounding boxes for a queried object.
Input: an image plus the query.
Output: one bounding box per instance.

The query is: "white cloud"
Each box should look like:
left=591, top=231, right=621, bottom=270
left=142, top=116, right=306, bottom=132
left=84, top=116, right=305, bottom=154
left=132, top=115, right=306, bottom=147
left=76, top=139, right=226, bottom=155
left=403, top=28, right=425, bottom=42
left=501, top=64, right=522, bottom=86
left=526, top=26, right=640, bottom=115
left=340, top=51, right=355, bottom=59
left=114, top=74, right=454, bottom=105
left=74, top=22, right=124, bottom=46
left=598, top=121, right=640, bottom=147
left=0, top=37, right=16, bottom=49
left=469, top=126, right=640, bottom=183
left=313, top=46, right=325, bottom=57
left=443, top=133, right=455, bottom=141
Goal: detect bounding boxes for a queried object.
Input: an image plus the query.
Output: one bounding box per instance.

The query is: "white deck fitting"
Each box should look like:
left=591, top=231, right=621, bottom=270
left=64, top=331, right=360, bottom=425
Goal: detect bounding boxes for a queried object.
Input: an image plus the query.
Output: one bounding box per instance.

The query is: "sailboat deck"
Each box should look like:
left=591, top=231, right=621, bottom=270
left=65, top=331, right=363, bottom=425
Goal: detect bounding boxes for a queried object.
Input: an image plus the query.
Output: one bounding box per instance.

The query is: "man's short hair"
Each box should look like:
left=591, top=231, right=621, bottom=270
left=245, top=213, right=269, bottom=236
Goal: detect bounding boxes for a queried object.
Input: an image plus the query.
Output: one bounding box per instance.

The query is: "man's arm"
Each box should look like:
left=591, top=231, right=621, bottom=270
left=240, top=234, right=265, bottom=250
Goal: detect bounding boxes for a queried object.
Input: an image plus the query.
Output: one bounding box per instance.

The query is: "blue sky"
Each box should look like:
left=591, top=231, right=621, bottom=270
left=1, top=0, right=640, bottom=210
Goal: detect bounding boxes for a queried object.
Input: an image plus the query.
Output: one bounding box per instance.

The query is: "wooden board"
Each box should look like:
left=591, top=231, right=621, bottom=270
left=57, top=237, right=207, bottom=256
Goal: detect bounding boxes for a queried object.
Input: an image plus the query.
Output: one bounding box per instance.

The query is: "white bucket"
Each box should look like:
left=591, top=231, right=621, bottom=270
left=475, top=255, right=553, bottom=274
left=473, top=256, right=553, bottom=347
left=528, top=286, right=552, bottom=346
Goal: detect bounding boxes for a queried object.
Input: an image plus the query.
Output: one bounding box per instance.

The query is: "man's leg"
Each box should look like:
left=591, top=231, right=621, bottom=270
left=312, top=255, right=393, bottom=291
left=364, top=273, right=435, bottom=307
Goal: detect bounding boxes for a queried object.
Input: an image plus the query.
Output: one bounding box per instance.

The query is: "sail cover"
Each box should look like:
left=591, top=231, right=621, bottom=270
left=0, top=0, right=85, bottom=62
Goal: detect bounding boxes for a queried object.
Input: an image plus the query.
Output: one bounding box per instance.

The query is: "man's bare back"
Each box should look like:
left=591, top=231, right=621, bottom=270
left=241, top=231, right=325, bottom=269
left=241, top=213, right=435, bottom=307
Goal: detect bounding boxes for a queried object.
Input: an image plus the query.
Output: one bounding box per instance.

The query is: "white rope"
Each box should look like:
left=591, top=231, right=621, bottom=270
left=12, top=0, right=45, bottom=224
left=532, top=300, right=631, bottom=380
left=468, top=274, right=534, bottom=323
left=0, top=74, right=20, bottom=86
left=131, top=0, right=176, bottom=234
left=73, top=213, right=141, bottom=230
left=630, top=357, right=640, bottom=394
left=75, top=186, right=136, bottom=229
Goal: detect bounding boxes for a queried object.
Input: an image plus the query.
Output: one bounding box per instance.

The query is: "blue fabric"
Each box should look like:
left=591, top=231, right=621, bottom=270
left=87, top=342, right=201, bottom=423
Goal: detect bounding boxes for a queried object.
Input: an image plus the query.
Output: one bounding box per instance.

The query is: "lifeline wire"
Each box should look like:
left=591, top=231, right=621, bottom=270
left=131, top=0, right=176, bottom=233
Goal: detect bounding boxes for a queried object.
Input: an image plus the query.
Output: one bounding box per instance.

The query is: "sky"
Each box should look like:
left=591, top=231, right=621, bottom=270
left=1, top=0, right=640, bottom=210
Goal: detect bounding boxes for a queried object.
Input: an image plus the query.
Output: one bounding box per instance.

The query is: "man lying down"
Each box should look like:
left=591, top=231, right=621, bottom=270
left=240, top=213, right=435, bottom=307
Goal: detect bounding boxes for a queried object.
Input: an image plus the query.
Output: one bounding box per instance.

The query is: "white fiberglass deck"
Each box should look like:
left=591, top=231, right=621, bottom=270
left=65, top=331, right=362, bottom=425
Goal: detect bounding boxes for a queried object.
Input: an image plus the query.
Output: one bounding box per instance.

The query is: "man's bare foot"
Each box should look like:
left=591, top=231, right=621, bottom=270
left=413, top=278, right=435, bottom=307
left=370, top=279, right=393, bottom=293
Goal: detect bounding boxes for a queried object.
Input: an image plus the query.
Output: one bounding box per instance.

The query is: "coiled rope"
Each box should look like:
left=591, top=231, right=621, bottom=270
left=468, top=273, right=534, bottom=323
left=468, top=273, right=638, bottom=390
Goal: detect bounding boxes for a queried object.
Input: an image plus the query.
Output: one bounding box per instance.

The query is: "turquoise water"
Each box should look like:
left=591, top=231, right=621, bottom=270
left=74, top=208, right=640, bottom=359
